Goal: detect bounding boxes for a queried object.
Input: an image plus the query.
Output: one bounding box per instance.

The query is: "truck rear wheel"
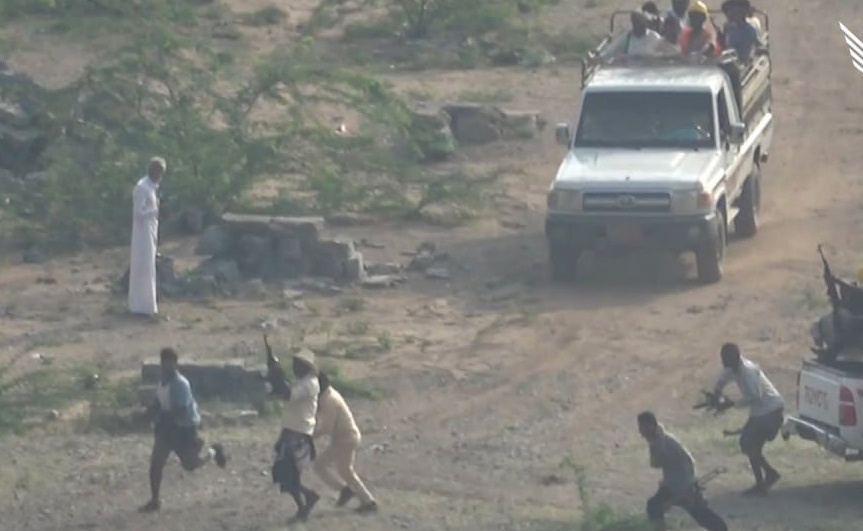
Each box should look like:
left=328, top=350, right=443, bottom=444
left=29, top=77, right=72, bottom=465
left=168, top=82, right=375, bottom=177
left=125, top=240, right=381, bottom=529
left=549, top=243, right=581, bottom=282
left=696, top=210, right=726, bottom=284
left=734, top=165, right=761, bottom=238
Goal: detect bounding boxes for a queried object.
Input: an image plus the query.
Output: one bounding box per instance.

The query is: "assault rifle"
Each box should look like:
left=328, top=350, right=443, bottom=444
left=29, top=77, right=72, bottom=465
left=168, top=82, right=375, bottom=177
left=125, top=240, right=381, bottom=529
left=692, top=390, right=734, bottom=415
left=263, top=333, right=290, bottom=396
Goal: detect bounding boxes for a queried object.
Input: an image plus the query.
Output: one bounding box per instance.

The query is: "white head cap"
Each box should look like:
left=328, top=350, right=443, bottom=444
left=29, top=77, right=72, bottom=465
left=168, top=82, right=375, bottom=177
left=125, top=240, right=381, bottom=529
left=149, top=156, right=167, bottom=173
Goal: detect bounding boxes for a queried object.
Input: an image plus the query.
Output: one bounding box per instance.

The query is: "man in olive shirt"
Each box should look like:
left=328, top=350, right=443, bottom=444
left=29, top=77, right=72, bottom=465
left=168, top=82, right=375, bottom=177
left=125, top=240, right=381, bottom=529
left=638, top=411, right=728, bottom=531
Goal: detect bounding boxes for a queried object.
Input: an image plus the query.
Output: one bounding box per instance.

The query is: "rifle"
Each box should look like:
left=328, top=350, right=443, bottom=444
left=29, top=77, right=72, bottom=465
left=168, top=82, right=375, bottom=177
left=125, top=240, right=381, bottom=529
left=666, top=467, right=728, bottom=506
left=263, top=333, right=289, bottom=396
left=818, top=245, right=842, bottom=322
left=692, top=390, right=734, bottom=416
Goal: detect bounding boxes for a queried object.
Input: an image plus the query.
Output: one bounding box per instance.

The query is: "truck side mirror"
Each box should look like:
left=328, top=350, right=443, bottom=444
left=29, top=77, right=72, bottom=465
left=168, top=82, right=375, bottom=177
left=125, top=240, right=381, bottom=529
left=555, top=123, right=571, bottom=147
left=728, top=122, right=745, bottom=145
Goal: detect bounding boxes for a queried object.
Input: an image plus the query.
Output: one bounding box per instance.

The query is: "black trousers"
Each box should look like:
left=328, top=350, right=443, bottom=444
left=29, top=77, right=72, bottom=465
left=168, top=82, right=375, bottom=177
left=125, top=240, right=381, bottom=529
left=647, top=485, right=728, bottom=531
left=740, top=407, right=784, bottom=456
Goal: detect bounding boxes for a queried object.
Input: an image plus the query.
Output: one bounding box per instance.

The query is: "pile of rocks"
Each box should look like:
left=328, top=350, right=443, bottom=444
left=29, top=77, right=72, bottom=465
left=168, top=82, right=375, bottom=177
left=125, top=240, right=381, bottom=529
left=143, top=213, right=369, bottom=298
left=194, top=212, right=363, bottom=281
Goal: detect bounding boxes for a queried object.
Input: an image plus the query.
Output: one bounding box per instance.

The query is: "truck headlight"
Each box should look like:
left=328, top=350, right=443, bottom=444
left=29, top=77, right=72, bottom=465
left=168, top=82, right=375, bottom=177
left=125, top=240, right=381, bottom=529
left=672, top=190, right=712, bottom=212
left=547, top=189, right=582, bottom=211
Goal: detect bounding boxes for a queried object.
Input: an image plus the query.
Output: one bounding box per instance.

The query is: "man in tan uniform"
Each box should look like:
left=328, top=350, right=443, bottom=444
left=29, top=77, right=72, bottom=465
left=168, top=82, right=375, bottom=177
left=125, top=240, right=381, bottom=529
left=312, top=372, right=378, bottom=513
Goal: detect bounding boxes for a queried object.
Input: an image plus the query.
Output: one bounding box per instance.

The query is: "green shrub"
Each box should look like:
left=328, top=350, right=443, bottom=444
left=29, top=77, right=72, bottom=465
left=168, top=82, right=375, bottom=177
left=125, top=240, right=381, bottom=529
left=4, top=9, right=482, bottom=250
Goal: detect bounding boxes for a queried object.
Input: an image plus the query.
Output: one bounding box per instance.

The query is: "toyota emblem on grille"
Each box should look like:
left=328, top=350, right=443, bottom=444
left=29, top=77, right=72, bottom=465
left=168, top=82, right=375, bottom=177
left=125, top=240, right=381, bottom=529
left=617, top=195, right=636, bottom=208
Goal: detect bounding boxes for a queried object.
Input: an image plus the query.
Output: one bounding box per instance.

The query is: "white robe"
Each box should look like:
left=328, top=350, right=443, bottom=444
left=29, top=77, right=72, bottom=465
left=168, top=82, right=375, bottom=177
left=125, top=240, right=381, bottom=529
left=128, top=175, right=160, bottom=315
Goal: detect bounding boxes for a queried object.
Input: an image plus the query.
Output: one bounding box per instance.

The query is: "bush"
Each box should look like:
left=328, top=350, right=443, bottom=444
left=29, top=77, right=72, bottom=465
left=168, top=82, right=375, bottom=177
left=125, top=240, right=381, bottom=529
left=3, top=8, right=485, bottom=250
left=562, top=457, right=654, bottom=531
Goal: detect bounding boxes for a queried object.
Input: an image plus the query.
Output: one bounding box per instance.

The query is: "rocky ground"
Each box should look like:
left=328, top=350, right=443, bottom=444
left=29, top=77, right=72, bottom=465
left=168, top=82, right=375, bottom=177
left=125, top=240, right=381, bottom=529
left=2, top=0, right=863, bottom=530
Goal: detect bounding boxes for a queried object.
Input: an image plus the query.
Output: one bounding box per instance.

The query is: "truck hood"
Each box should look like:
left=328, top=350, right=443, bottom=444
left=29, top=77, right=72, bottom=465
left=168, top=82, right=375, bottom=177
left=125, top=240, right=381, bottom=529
left=554, top=149, right=721, bottom=189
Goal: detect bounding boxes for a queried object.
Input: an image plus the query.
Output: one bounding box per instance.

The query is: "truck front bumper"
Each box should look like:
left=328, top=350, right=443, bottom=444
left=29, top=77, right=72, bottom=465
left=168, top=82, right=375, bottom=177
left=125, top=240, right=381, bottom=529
left=544, top=212, right=717, bottom=253
left=780, top=415, right=863, bottom=461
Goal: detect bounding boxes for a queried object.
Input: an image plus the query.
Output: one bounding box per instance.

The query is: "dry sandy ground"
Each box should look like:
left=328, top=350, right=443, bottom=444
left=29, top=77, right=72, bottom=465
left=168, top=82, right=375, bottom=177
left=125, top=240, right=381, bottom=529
left=2, top=0, right=863, bottom=530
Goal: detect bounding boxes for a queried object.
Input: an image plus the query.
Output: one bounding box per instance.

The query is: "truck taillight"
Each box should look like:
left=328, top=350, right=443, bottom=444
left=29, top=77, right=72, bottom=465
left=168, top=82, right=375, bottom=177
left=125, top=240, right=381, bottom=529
left=839, top=385, right=857, bottom=427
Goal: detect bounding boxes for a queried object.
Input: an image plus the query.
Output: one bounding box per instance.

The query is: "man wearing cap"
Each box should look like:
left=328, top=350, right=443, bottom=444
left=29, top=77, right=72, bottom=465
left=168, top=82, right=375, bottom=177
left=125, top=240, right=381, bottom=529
left=128, top=157, right=166, bottom=317
left=679, top=1, right=721, bottom=57
left=271, top=349, right=322, bottom=522
left=712, top=342, right=784, bottom=496
left=313, top=372, right=378, bottom=513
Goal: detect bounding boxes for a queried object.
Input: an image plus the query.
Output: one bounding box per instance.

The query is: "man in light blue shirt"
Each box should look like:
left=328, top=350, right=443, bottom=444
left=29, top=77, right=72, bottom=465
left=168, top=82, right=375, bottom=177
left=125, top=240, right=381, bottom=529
left=721, top=0, right=762, bottom=61
left=139, top=348, right=228, bottom=512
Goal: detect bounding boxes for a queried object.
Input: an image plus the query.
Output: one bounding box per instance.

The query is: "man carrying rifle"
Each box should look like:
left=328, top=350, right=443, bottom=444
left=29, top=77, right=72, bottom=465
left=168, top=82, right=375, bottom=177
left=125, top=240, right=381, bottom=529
left=265, top=335, right=322, bottom=522
left=638, top=411, right=728, bottom=531
left=712, top=342, right=784, bottom=496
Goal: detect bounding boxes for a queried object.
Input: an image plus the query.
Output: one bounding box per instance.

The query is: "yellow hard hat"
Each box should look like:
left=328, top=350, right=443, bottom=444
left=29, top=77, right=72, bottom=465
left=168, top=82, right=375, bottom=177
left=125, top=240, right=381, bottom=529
left=689, top=1, right=709, bottom=15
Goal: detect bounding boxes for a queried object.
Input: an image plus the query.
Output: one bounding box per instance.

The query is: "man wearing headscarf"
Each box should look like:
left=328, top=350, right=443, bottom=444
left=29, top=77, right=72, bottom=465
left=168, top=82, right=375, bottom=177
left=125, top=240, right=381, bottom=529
left=679, top=1, right=721, bottom=57
left=271, top=349, right=322, bottom=522
left=313, top=372, right=378, bottom=513
left=128, top=157, right=165, bottom=317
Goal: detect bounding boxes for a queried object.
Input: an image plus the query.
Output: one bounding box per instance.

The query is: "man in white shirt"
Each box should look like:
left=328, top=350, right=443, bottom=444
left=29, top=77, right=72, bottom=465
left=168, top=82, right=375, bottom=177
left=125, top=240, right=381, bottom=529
left=313, top=372, right=378, bottom=513
left=601, top=11, right=676, bottom=58
left=712, top=343, right=784, bottom=496
left=271, top=349, right=321, bottom=522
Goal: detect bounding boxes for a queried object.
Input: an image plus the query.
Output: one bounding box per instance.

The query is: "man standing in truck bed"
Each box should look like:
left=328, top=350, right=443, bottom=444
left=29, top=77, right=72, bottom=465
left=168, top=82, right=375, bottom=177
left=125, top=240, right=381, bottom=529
left=712, top=342, right=785, bottom=496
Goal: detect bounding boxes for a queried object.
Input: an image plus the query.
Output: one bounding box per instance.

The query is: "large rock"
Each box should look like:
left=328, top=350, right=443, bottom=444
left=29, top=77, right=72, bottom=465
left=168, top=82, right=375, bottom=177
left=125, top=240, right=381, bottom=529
left=499, top=110, right=543, bottom=140
left=315, top=238, right=365, bottom=282
left=221, top=213, right=324, bottom=242
left=410, top=108, right=456, bottom=162
left=195, top=224, right=231, bottom=256
left=441, top=103, right=505, bottom=145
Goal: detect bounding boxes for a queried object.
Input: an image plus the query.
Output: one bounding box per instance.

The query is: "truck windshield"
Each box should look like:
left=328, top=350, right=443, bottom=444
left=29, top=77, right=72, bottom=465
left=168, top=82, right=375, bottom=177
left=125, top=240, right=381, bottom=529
left=574, top=91, right=715, bottom=149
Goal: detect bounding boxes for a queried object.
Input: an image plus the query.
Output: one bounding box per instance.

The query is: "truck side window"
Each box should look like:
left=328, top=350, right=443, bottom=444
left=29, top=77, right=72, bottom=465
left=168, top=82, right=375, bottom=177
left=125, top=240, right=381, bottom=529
left=716, top=89, right=730, bottom=139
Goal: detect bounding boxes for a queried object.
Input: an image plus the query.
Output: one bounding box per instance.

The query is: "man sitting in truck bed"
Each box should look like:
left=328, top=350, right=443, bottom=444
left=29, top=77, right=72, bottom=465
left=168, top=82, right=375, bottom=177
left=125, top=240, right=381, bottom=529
left=679, top=1, right=722, bottom=57
left=720, top=0, right=762, bottom=62
left=600, top=10, right=676, bottom=58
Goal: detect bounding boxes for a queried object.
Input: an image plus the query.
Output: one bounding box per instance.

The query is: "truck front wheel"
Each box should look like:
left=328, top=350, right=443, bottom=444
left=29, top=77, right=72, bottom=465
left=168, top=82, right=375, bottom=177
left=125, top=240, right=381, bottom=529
left=548, top=243, right=581, bottom=282
left=695, top=211, right=726, bottom=284
left=734, top=165, right=761, bottom=238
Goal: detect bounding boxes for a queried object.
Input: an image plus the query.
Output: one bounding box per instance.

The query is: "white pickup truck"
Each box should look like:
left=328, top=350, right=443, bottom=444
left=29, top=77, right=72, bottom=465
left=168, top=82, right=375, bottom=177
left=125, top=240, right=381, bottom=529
left=546, top=10, right=774, bottom=284
left=781, top=253, right=863, bottom=460
left=780, top=358, right=863, bottom=461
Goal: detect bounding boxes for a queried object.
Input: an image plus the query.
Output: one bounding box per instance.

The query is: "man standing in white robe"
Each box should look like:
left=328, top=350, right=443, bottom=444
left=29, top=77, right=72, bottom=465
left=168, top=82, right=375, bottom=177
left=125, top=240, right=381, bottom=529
left=128, top=157, right=165, bottom=317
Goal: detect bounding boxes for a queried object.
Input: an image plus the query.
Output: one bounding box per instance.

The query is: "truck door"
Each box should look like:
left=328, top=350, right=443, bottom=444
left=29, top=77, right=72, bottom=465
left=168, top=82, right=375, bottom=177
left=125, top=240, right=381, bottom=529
left=718, top=86, right=751, bottom=201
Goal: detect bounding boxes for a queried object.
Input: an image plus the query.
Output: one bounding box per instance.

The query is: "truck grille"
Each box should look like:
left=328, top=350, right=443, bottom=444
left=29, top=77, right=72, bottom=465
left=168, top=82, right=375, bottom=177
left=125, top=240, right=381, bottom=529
left=582, top=192, right=671, bottom=213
